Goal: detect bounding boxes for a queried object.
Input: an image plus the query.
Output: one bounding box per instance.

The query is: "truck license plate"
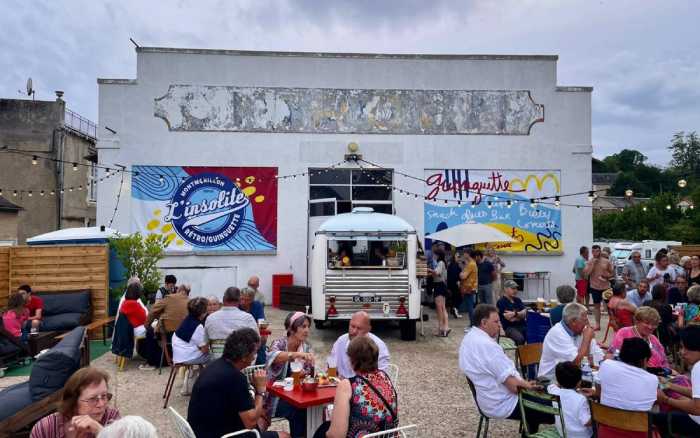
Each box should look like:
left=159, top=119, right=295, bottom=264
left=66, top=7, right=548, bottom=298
left=352, top=295, right=382, bottom=303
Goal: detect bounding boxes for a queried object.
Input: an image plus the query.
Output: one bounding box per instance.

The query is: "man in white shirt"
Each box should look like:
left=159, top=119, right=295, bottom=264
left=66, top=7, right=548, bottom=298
left=459, top=304, right=552, bottom=433
left=647, top=252, right=676, bottom=288
left=205, top=287, right=258, bottom=343
left=538, top=303, right=604, bottom=380
left=655, top=325, right=700, bottom=435
left=329, top=311, right=389, bottom=379
left=599, top=337, right=658, bottom=411
left=626, top=278, right=652, bottom=308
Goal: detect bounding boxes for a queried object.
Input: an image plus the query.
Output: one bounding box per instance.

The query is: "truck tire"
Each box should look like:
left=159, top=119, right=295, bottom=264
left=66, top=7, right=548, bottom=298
left=399, top=319, right=417, bottom=341
left=314, top=319, right=325, bottom=330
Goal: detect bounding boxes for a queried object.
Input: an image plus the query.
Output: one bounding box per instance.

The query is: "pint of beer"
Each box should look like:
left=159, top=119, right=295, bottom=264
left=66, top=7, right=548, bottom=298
left=327, top=356, right=337, bottom=378
left=536, top=297, right=545, bottom=312
left=290, top=360, right=303, bottom=386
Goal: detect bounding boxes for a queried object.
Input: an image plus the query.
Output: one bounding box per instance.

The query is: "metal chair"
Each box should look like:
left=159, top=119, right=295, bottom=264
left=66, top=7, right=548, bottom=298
left=385, top=363, right=399, bottom=384
left=517, top=343, right=543, bottom=380
left=209, top=339, right=226, bottom=360
left=243, top=364, right=265, bottom=382
left=163, top=362, right=205, bottom=408
left=518, top=388, right=565, bottom=438
left=221, top=430, right=261, bottom=438
left=465, top=376, right=491, bottom=437
left=168, top=406, right=196, bottom=438
left=589, top=401, right=652, bottom=438
left=362, top=424, right=419, bottom=437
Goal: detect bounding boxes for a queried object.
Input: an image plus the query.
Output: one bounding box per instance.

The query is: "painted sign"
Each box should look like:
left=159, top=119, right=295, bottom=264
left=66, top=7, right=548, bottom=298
left=424, top=169, right=562, bottom=254
left=132, top=166, right=277, bottom=252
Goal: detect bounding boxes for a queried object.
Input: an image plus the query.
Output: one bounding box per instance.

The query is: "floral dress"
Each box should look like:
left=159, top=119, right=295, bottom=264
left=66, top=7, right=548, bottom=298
left=685, top=303, right=700, bottom=325
left=346, top=370, right=398, bottom=438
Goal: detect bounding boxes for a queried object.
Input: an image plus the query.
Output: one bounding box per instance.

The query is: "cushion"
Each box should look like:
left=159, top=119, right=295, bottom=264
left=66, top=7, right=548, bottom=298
left=41, top=313, right=84, bottom=332
left=29, top=327, right=84, bottom=401
left=0, top=382, right=33, bottom=421
left=38, top=291, right=90, bottom=316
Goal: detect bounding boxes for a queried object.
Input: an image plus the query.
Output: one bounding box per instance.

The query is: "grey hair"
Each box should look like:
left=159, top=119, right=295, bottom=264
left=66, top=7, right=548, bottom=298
left=688, top=285, right=700, bottom=305
left=97, top=416, right=158, bottom=438
left=240, top=287, right=256, bottom=298
left=207, top=295, right=220, bottom=304
left=562, top=302, right=588, bottom=325
left=555, top=285, right=576, bottom=304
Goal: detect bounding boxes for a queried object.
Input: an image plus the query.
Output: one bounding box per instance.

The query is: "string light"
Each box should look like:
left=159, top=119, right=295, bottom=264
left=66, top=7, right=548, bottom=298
left=40, top=190, right=45, bottom=196
left=487, top=201, right=492, bottom=209
left=72, top=162, right=78, bottom=171
left=588, top=191, right=595, bottom=202
left=32, top=156, right=38, bottom=165
left=554, top=196, right=560, bottom=208
left=13, top=190, right=17, bottom=197
left=666, top=204, right=672, bottom=210
left=678, top=179, right=687, bottom=188
left=530, top=198, right=537, bottom=208
left=159, top=175, right=164, bottom=183
left=642, top=206, right=647, bottom=212
left=27, top=191, right=32, bottom=197
left=506, top=200, right=512, bottom=208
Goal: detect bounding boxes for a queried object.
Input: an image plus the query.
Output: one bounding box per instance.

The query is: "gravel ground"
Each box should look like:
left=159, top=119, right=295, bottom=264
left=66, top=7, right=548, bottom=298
left=1, top=307, right=610, bottom=437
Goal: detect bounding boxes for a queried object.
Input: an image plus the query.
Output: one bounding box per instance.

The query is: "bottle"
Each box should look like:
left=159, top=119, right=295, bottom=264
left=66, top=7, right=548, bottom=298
left=581, top=357, right=593, bottom=382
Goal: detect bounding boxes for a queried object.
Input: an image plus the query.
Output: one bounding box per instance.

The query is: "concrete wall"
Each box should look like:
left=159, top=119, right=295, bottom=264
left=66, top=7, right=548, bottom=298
left=0, top=98, right=96, bottom=242
left=0, top=211, right=19, bottom=243
left=97, top=49, right=592, bottom=301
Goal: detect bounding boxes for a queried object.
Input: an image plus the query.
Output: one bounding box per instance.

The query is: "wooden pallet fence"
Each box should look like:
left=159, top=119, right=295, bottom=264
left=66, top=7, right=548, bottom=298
left=2, top=244, right=109, bottom=338
left=669, top=245, right=700, bottom=258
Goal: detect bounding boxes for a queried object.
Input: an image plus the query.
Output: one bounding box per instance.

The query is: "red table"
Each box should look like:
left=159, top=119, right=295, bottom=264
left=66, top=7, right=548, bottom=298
left=268, top=382, right=337, bottom=438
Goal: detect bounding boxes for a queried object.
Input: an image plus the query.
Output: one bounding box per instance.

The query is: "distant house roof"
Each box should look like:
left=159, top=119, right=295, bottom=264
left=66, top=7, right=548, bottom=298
left=592, top=173, right=619, bottom=186
left=593, top=196, right=649, bottom=210
left=0, top=196, right=22, bottom=212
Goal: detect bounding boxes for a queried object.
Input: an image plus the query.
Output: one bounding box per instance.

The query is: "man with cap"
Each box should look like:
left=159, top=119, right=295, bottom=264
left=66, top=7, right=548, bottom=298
left=496, top=280, right=528, bottom=345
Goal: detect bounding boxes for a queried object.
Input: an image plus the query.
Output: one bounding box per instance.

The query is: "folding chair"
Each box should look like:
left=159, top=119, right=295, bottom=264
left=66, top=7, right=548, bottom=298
left=163, top=362, right=205, bottom=408
left=518, top=388, right=564, bottom=437
left=168, top=406, right=196, bottom=438
left=466, top=376, right=499, bottom=437
left=517, top=343, right=543, bottom=380
left=589, top=401, right=652, bottom=438
left=209, top=339, right=226, bottom=360
left=385, top=363, right=399, bottom=384
left=363, top=424, right=419, bottom=437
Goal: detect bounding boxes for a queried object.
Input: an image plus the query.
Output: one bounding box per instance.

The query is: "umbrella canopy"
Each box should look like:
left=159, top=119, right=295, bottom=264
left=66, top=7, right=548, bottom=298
left=426, top=223, right=515, bottom=247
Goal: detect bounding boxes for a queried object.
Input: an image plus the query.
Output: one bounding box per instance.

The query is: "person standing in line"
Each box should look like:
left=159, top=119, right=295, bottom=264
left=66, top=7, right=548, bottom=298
left=447, top=249, right=464, bottom=319
left=622, top=251, right=648, bottom=290
left=459, top=249, right=479, bottom=325
left=485, top=247, right=506, bottom=303
left=583, top=245, right=614, bottom=330
left=474, top=250, right=496, bottom=306
left=573, top=246, right=589, bottom=305
left=428, top=249, right=450, bottom=337
left=647, top=251, right=677, bottom=288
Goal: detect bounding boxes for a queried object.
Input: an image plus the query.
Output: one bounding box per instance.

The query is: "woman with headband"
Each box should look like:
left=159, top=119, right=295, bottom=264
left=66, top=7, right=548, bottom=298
left=261, top=311, right=315, bottom=437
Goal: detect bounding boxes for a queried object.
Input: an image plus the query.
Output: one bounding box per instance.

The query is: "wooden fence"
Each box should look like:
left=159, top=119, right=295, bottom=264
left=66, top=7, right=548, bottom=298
left=669, top=245, right=700, bottom=258
left=0, top=245, right=109, bottom=335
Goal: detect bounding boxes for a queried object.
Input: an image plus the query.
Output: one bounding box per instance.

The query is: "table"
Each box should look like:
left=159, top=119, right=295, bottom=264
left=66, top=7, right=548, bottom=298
left=267, top=382, right=337, bottom=438
left=28, top=331, right=60, bottom=356
left=56, top=317, right=115, bottom=344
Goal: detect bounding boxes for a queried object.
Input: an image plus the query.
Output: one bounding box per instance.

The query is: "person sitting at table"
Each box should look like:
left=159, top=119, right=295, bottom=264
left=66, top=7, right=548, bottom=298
left=668, top=275, right=689, bottom=305
left=262, top=311, right=315, bottom=437
left=119, top=282, right=148, bottom=339
left=547, top=361, right=593, bottom=438
left=538, top=303, right=604, bottom=381
left=654, top=325, right=700, bottom=436
left=148, top=283, right=190, bottom=335
left=607, top=281, right=636, bottom=331
left=240, top=287, right=267, bottom=365
left=206, top=295, right=221, bottom=316
left=30, top=367, right=121, bottom=438
left=17, top=284, right=43, bottom=331
left=599, top=337, right=658, bottom=412
left=607, top=306, right=671, bottom=372
left=496, top=280, right=527, bottom=345
left=206, top=287, right=259, bottom=346
left=459, top=304, right=552, bottom=433
left=329, top=311, right=390, bottom=379
left=187, top=328, right=289, bottom=438
left=550, top=285, right=576, bottom=326
left=2, top=293, right=30, bottom=344
left=172, top=297, right=210, bottom=366
left=313, top=336, right=398, bottom=438
left=678, top=285, right=700, bottom=328
left=627, top=278, right=652, bottom=308
left=649, top=285, right=676, bottom=347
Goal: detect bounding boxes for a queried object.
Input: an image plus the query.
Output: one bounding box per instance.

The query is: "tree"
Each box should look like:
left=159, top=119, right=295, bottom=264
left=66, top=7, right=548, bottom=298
left=669, top=131, right=700, bottom=177
left=109, top=233, right=170, bottom=299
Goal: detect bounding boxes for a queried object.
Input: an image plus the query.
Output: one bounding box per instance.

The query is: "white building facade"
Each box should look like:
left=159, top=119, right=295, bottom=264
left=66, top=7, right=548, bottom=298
left=97, top=47, right=592, bottom=302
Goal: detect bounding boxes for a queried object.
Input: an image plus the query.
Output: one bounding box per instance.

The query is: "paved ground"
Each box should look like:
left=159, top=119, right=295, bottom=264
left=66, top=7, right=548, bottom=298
left=1, top=306, right=610, bottom=437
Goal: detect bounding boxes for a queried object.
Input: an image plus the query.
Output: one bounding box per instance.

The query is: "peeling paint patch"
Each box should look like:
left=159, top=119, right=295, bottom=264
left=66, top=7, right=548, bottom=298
left=154, top=85, right=544, bottom=135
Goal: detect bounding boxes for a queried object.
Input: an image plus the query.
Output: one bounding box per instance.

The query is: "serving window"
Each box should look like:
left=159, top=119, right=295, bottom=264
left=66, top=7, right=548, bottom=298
left=328, top=239, right=406, bottom=269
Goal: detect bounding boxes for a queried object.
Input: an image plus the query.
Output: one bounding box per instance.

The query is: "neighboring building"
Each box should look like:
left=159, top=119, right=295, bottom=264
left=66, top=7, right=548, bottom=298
left=97, top=47, right=593, bottom=301
left=591, top=172, right=618, bottom=194
left=0, top=196, right=21, bottom=245
left=0, top=97, right=97, bottom=243
left=593, top=195, right=649, bottom=214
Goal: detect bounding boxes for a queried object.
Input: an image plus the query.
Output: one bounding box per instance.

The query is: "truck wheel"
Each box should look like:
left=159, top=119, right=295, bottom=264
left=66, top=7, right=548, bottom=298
left=399, top=319, right=417, bottom=341
left=314, top=319, right=325, bottom=330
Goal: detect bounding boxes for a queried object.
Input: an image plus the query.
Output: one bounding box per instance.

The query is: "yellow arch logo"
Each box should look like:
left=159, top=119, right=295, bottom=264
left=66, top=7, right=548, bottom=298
left=509, top=173, right=560, bottom=193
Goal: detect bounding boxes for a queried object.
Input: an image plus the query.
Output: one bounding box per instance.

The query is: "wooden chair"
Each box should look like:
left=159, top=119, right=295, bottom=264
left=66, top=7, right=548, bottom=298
left=589, top=401, right=652, bottom=438
left=363, top=424, right=419, bottom=437
left=517, top=343, right=543, bottom=379
left=163, top=362, right=206, bottom=408
left=518, top=388, right=564, bottom=438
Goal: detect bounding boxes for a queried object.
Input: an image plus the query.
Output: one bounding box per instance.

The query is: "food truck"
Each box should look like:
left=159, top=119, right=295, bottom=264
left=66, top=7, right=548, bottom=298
left=310, top=208, right=422, bottom=340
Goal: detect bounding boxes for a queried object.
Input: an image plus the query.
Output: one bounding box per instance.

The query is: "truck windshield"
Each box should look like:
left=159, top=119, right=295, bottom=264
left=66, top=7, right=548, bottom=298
left=328, top=239, right=406, bottom=269
left=612, top=249, right=632, bottom=260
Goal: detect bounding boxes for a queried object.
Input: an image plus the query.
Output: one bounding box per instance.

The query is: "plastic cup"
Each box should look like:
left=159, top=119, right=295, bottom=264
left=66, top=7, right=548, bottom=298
left=283, top=377, right=294, bottom=391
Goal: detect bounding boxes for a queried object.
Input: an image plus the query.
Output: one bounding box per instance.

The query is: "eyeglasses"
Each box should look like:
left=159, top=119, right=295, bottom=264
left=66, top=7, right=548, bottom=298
left=79, top=392, right=113, bottom=405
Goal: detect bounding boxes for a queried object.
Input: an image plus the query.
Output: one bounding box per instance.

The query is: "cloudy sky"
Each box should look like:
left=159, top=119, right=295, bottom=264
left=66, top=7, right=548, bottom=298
left=2, top=0, right=698, bottom=164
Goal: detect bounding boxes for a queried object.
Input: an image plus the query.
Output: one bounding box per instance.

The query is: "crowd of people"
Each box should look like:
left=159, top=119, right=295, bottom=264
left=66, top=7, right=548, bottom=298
left=3, top=244, right=700, bottom=437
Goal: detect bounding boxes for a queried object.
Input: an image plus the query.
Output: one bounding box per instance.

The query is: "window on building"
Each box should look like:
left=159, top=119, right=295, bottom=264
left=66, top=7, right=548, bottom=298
left=88, top=163, right=97, bottom=202
left=309, top=168, right=393, bottom=217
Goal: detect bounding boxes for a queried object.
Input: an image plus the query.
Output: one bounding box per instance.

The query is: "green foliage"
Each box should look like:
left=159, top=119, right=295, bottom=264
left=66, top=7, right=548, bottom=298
left=109, top=233, right=169, bottom=298
left=669, top=131, right=700, bottom=177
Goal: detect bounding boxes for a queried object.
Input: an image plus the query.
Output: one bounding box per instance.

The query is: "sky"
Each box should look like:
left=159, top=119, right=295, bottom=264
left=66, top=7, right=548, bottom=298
left=1, top=0, right=698, bottom=165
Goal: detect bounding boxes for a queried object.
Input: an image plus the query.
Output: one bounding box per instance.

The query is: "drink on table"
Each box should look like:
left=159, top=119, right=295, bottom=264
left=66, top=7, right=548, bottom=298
left=536, top=297, right=545, bottom=312
left=290, top=360, right=303, bottom=386
left=327, top=356, right=337, bottom=378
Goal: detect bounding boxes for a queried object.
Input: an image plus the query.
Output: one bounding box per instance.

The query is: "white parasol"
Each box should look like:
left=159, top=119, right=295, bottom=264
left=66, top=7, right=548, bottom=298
left=426, top=222, right=516, bottom=247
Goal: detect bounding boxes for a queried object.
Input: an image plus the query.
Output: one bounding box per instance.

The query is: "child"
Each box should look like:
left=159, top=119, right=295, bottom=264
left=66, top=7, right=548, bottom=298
left=547, top=361, right=593, bottom=438
left=2, top=293, right=30, bottom=343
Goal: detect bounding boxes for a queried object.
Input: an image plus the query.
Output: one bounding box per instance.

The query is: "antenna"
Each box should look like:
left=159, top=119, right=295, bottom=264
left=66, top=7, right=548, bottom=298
left=26, top=77, right=35, bottom=100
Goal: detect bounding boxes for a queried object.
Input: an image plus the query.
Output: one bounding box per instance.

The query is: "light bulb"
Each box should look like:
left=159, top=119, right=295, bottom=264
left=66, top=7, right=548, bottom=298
left=554, top=196, right=561, bottom=207
left=28, top=191, right=32, bottom=197
left=32, top=156, right=38, bottom=165
left=487, top=201, right=492, bottom=209
left=40, top=190, right=45, bottom=196
left=642, top=206, right=647, bottom=212
left=72, top=162, right=78, bottom=171
left=625, top=189, right=633, bottom=197
left=678, top=179, right=687, bottom=188
left=588, top=191, right=595, bottom=202
left=666, top=204, right=671, bottom=210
